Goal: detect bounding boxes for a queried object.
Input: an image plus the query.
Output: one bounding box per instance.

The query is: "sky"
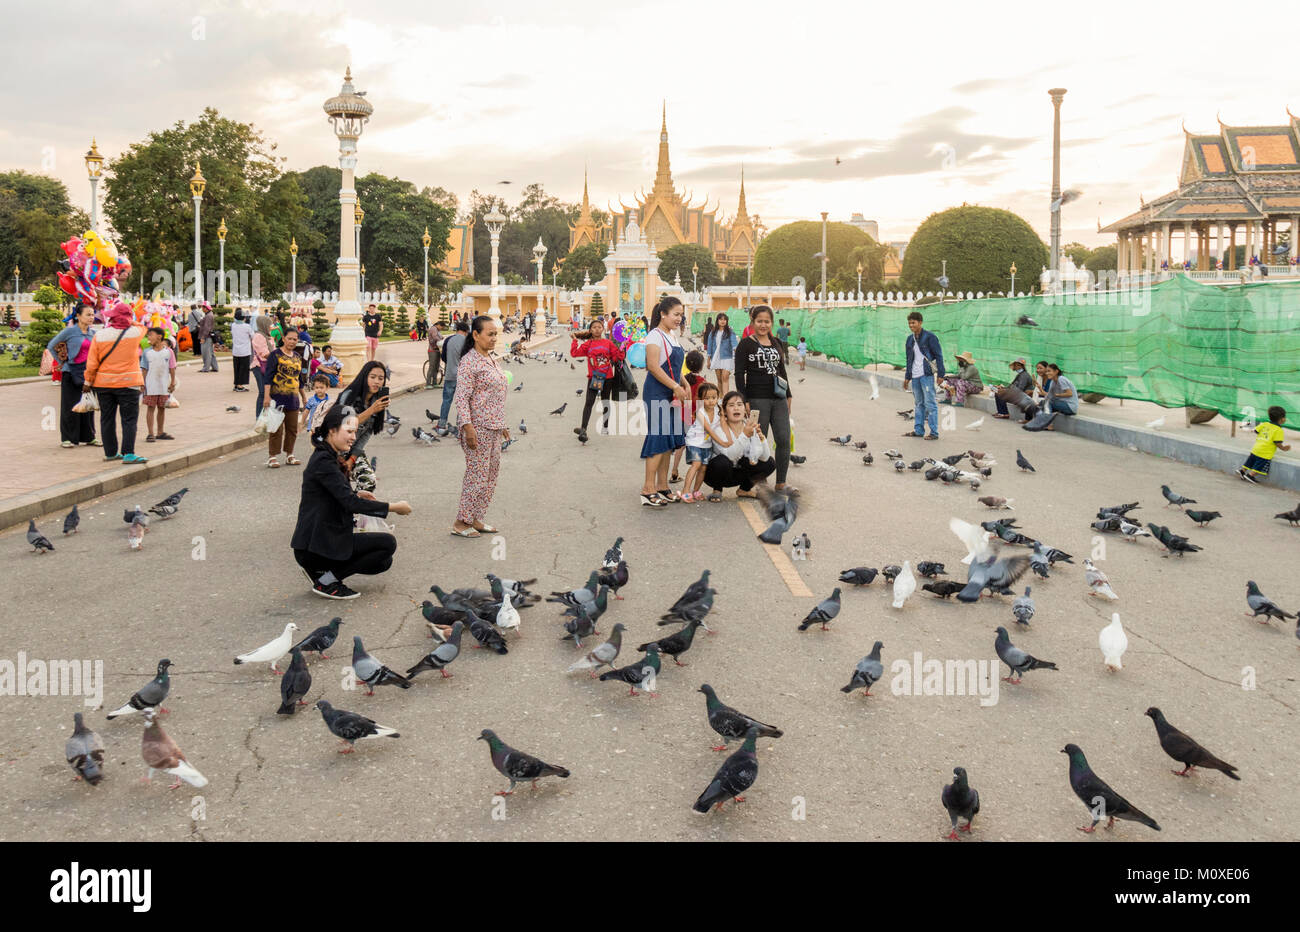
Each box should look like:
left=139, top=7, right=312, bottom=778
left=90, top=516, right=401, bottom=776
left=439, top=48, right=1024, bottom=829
left=4, top=0, right=1297, bottom=250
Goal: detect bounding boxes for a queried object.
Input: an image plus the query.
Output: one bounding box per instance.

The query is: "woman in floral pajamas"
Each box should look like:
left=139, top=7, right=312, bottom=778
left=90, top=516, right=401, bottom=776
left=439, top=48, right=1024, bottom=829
left=451, top=315, right=510, bottom=537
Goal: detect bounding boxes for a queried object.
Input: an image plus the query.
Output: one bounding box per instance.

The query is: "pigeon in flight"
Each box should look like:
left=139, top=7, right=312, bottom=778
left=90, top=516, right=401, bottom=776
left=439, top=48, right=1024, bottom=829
left=841, top=641, right=884, bottom=696
left=1099, top=613, right=1127, bottom=671
left=479, top=729, right=570, bottom=796
left=234, top=622, right=299, bottom=674
left=756, top=485, right=799, bottom=545
left=316, top=700, right=400, bottom=753
left=994, top=626, right=1057, bottom=683
left=141, top=709, right=208, bottom=789
left=65, top=712, right=105, bottom=785
left=942, top=767, right=980, bottom=840
left=1144, top=707, right=1240, bottom=780
left=1062, top=743, right=1160, bottom=833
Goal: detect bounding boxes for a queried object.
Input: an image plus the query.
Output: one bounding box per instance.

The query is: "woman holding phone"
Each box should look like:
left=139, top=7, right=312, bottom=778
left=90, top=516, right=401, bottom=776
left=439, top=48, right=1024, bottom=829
left=734, top=305, right=794, bottom=492
left=639, top=296, right=688, bottom=507
left=702, top=391, right=776, bottom=498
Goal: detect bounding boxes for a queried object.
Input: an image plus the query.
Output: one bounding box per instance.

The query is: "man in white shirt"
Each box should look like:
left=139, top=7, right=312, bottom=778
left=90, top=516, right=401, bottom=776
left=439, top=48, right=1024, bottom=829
left=318, top=345, right=342, bottom=388
left=230, top=310, right=254, bottom=392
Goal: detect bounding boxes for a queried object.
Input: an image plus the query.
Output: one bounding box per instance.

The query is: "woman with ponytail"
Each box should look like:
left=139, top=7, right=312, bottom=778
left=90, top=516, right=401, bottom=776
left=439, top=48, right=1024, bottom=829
left=638, top=296, right=688, bottom=506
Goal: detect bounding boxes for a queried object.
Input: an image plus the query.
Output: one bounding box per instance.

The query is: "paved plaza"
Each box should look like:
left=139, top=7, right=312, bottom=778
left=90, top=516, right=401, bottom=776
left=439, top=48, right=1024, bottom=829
left=1, top=344, right=1295, bottom=842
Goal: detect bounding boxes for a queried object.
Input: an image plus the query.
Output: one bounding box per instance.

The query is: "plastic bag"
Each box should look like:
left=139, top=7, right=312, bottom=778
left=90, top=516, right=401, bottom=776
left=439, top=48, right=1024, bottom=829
left=254, top=404, right=285, bottom=434
left=166, top=394, right=180, bottom=409
left=72, top=392, right=99, bottom=413
left=354, top=513, right=393, bottom=533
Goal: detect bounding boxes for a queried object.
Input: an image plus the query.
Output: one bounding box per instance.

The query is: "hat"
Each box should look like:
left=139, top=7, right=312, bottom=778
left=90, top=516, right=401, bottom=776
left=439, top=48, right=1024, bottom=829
left=1011, top=357, right=1026, bottom=368
left=955, top=351, right=974, bottom=365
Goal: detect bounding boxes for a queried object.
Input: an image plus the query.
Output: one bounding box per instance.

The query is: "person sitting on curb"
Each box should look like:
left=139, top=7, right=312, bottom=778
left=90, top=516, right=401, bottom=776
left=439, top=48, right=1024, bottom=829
left=939, top=351, right=984, bottom=405
left=991, top=358, right=1034, bottom=420
left=1042, top=362, right=1078, bottom=429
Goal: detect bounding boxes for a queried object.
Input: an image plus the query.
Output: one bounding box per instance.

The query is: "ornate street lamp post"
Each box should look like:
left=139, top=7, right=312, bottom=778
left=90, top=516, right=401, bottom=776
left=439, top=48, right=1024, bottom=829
left=12, top=266, right=19, bottom=323
left=360, top=264, right=366, bottom=295
left=856, top=261, right=863, bottom=300
left=84, top=139, right=104, bottom=233
left=290, top=237, right=298, bottom=301
left=691, top=261, right=698, bottom=295
left=819, top=211, right=829, bottom=304
left=190, top=162, right=206, bottom=302
left=533, top=237, right=547, bottom=332
left=1009, top=262, right=1017, bottom=296
left=422, top=226, right=431, bottom=309
left=354, top=203, right=364, bottom=295
left=217, top=217, right=227, bottom=301
left=484, top=208, right=507, bottom=319
left=323, top=66, right=373, bottom=379
left=1048, top=88, right=1068, bottom=288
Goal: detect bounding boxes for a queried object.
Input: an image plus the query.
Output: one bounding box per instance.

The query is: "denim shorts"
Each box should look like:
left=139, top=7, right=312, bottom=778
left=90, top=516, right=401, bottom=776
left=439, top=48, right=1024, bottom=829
left=686, top=444, right=712, bottom=465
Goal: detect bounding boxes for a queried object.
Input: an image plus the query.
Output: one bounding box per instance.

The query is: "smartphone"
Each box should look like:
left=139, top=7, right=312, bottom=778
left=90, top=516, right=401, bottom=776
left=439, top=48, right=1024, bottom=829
left=746, top=410, right=760, bottom=426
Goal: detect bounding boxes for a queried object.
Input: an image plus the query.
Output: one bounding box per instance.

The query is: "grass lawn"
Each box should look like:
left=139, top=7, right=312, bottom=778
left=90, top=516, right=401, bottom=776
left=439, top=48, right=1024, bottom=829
left=0, top=331, right=37, bottom=379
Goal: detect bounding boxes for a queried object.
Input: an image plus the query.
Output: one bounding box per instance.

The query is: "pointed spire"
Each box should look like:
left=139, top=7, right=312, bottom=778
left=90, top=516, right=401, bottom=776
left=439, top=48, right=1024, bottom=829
left=736, top=164, right=750, bottom=223
left=652, top=102, right=677, bottom=202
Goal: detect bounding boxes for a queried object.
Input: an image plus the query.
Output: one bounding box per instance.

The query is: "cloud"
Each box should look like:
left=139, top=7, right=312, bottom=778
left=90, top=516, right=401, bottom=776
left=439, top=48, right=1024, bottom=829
left=465, top=73, right=532, bottom=90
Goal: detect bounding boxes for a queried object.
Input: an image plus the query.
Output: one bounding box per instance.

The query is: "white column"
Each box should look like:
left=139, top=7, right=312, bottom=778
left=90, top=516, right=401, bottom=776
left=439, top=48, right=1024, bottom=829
left=192, top=195, right=203, bottom=302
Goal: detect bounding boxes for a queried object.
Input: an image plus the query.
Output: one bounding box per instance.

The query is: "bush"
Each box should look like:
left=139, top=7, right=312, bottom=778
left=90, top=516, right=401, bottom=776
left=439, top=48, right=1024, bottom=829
left=901, top=205, right=1047, bottom=295
left=753, top=221, right=875, bottom=289
left=396, top=304, right=411, bottom=334
left=212, top=304, right=233, bottom=348
left=310, top=304, right=331, bottom=343
left=438, top=304, right=449, bottom=327
left=23, top=286, right=66, bottom=367
left=590, top=292, right=604, bottom=318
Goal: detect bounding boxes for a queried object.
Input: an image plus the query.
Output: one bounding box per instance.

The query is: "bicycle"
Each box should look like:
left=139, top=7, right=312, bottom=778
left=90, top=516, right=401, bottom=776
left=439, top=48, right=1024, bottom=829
left=423, top=355, right=443, bottom=387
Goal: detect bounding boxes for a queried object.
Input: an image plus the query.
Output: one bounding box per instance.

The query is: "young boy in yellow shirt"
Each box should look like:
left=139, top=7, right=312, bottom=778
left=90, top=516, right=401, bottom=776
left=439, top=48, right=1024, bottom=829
left=1239, top=405, right=1290, bottom=484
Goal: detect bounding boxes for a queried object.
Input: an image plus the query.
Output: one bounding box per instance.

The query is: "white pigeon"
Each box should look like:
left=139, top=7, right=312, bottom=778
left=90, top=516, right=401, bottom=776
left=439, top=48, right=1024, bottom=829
left=965, top=417, right=984, bottom=431
left=1146, top=416, right=1165, bottom=430
left=1084, top=559, right=1118, bottom=601
left=868, top=373, right=880, bottom=401
left=892, top=560, right=916, bottom=609
left=1099, top=613, right=1127, bottom=672
left=949, top=517, right=993, bottom=566
left=234, top=622, right=299, bottom=673
left=495, top=598, right=521, bottom=634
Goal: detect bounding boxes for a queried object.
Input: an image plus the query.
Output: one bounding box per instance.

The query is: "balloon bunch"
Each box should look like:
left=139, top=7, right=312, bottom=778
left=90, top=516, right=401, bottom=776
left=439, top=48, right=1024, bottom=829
left=56, top=231, right=132, bottom=316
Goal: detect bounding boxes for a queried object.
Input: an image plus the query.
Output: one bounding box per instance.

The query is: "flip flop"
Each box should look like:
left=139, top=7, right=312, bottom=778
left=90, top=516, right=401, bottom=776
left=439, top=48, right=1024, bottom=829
left=474, top=524, right=497, bottom=533
left=450, top=527, right=480, bottom=538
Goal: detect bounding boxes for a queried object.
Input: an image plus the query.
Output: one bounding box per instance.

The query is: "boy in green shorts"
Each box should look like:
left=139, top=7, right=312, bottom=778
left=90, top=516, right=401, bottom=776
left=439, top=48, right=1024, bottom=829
left=1239, top=405, right=1290, bottom=483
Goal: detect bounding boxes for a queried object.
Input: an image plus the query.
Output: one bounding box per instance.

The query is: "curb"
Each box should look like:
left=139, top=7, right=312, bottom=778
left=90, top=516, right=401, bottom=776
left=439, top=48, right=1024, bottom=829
left=1, top=332, right=563, bottom=531
left=806, top=356, right=1300, bottom=493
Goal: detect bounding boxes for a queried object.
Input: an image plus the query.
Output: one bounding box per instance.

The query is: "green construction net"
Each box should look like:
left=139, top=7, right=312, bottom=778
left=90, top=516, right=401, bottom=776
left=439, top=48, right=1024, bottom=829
left=693, top=277, right=1300, bottom=422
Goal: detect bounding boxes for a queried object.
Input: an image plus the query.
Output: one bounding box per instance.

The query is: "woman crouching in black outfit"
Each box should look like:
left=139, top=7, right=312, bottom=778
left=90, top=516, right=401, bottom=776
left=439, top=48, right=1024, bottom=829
left=292, top=403, right=412, bottom=600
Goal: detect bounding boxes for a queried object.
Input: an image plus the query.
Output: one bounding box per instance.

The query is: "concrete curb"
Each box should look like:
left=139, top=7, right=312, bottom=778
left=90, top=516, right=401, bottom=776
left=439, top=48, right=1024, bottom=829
left=1, top=332, right=563, bottom=531
left=805, top=356, right=1300, bottom=493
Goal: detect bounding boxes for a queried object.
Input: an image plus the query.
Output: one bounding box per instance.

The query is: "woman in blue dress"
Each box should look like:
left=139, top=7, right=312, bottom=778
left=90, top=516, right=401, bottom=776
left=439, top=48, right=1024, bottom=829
left=639, top=296, right=687, bottom=507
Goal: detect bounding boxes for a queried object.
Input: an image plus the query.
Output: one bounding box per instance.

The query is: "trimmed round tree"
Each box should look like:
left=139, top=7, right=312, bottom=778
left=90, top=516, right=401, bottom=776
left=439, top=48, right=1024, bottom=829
left=753, top=221, right=875, bottom=291
left=901, top=205, right=1048, bottom=295
left=657, top=244, right=720, bottom=290
left=589, top=292, right=604, bottom=320
left=310, top=299, right=331, bottom=343
left=23, top=284, right=67, bottom=367
left=396, top=304, right=411, bottom=334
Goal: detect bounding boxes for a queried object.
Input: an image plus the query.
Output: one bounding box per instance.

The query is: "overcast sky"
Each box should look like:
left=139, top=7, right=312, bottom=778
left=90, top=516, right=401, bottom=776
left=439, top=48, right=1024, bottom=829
left=5, top=0, right=1295, bottom=249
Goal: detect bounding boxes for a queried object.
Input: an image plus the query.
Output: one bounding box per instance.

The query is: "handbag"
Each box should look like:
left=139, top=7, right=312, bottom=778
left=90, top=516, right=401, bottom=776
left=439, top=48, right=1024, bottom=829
left=617, top=360, right=639, bottom=400
left=773, top=375, right=789, bottom=399
left=588, top=371, right=607, bottom=392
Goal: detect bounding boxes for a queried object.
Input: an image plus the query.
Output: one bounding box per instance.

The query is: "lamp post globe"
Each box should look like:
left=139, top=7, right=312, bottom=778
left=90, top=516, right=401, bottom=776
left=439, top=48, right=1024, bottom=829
left=84, top=138, right=104, bottom=234
left=217, top=217, right=227, bottom=301
left=190, top=161, right=206, bottom=302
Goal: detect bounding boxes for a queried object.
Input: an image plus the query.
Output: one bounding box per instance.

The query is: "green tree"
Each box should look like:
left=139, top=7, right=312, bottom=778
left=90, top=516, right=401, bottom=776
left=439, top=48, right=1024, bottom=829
left=212, top=302, right=233, bottom=348
left=657, top=244, right=720, bottom=289
left=589, top=292, right=604, bottom=319
left=753, top=220, right=874, bottom=291
left=396, top=304, right=411, bottom=334
left=310, top=300, right=331, bottom=343
left=1062, top=241, right=1091, bottom=268
left=901, top=205, right=1047, bottom=295
left=1084, top=244, right=1117, bottom=273
left=0, top=171, right=88, bottom=289
left=354, top=172, right=454, bottom=297
left=437, top=303, right=449, bottom=327
left=558, top=243, right=607, bottom=290
left=23, top=284, right=66, bottom=366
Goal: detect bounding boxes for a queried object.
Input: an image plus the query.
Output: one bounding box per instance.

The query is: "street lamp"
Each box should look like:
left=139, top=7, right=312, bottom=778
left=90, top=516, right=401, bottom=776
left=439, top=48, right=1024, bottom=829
left=819, top=211, right=829, bottom=304
left=217, top=217, right=227, bottom=300
left=421, top=226, right=431, bottom=309
left=360, top=263, right=366, bottom=294
left=532, top=237, right=547, bottom=332
left=484, top=208, right=507, bottom=319
left=289, top=237, right=298, bottom=301
left=323, top=66, right=373, bottom=380
left=1048, top=88, right=1068, bottom=285
left=691, top=261, right=699, bottom=295
left=12, top=266, right=19, bottom=321
left=190, top=161, right=206, bottom=302
left=1009, top=262, right=1017, bottom=296
left=354, top=203, right=364, bottom=291
left=84, top=139, right=104, bottom=233
left=856, top=261, right=863, bottom=299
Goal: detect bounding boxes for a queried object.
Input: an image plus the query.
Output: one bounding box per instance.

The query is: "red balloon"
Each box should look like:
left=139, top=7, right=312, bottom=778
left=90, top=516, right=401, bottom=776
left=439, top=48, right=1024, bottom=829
left=57, top=271, right=78, bottom=295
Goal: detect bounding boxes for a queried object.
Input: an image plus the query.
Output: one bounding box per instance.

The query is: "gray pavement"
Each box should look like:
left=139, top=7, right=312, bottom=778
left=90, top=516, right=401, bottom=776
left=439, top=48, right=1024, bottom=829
left=1, top=344, right=1297, bottom=841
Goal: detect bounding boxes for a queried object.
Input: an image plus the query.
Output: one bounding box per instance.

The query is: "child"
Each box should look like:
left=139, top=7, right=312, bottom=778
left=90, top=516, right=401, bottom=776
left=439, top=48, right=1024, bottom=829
left=796, top=337, right=808, bottom=371
left=309, top=345, right=323, bottom=382
left=682, top=382, right=726, bottom=501
left=671, top=350, right=708, bottom=484
left=304, top=373, right=331, bottom=429
left=1239, top=406, right=1290, bottom=484
left=140, top=326, right=177, bottom=442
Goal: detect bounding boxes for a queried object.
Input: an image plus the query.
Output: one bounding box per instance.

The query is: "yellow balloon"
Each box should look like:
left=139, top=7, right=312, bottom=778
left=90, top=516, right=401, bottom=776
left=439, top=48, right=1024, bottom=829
left=95, top=240, right=118, bottom=267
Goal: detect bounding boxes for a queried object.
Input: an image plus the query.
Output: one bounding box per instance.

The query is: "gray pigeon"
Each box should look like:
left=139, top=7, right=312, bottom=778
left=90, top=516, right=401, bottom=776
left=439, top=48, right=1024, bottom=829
left=1011, top=587, right=1035, bottom=626
left=316, top=700, right=399, bottom=752
left=62, top=504, right=80, bottom=535
left=405, top=621, right=464, bottom=678
left=1245, top=581, right=1295, bottom=623
left=547, top=571, right=600, bottom=609
left=292, top=617, right=344, bottom=659
left=27, top=519, right=54, bottom=554
left=838, top=566, right=878, bottom=586
left=350, top=636, right=412, bottom=695
left=567, top=623, right=626, bottom=675
left=1015, top=449, right=1034, bottom=472
left=841, top=641, right=884, bottom=696
left=276, top=648, right=312, bottom=715
left=798, top=588, right=841, bottom=632
left=756, top=486, right=798, bottom=545
left=958, top=550, right=1032, bottom=602
left=994, top=626, right=1057, bottom=683
left=561, top=604, right=598, bottom=648
left=1161, top=484, right=1195, bottom=508
left=479, top=729, right=570, bottom=795
left=942, top=766, right=980, bottom=840
left=66, top=712, right=106, bottom=785
left=699, top=684, right=782, bottom=750
left=693, top=726, right=759, bottom=813
left=107, top=659, right=173, bottom=719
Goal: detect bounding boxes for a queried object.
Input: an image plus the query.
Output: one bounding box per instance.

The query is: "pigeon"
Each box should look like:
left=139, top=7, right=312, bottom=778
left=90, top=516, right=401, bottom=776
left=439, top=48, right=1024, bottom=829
left=1147, top=522, right=1201, bottom=557
left=1011, top=587, right=1035, bottom=625
left=995, top=626, right=1057, bottom=683
left=1144, top=707, right=1240, bottom=780
left=148, top=500, right=179, bottom=520
left=1092, top=516, right=1123, bottom=534
left=950, top=518, right=993, bottom=567
left=62, top=504, right=80, bottom=535
left=693, top=726, right=760, bottom=813
left=1016, top=315, right=1038, bottom=327
left=978, top=496, right=1013, bottom=510
left=495, top=597, right=521, bottom=634
left=882, top=564, right=902, bottom=582
left=574, top=389, right=582, bottom=396
left=791, top=454, right=808, bottom=465
left=315, top=700, right=399, bottom=753
left=699, top=685, right=782, bottom=751
left=107, top=659, right=174, bottom=720
left=425, top=409, right=439, bottom=424
left=1185, top=510, right=1221, bottom=527
left=942, top=767, right=980, bottom=840
left=892, top=561, right=916, bottom=608
left=853, top=441, right=870, bottom=450
left=66, top=712, right=106, bottom=785
left=27, top=519, right=54, bottom=554
left=898, top=409, right=913, bottom=419
left=883, top=448, right=902, bottom=459
left=840, top=641, right=885, bottom=696
left=155, top=488, right=188, bottom=510
left=922, top=580, right=965, bottom=599
left=1062, top=744, right=1160, bottom=833
left=1042, top=545, right=1073, bottom=565
left=500, top=438, right=514, bottom=452
left=466, top=609, right=510, bottom=654
left=897, top=460, right=910, bottom=472
left=908, top=460, right=925, bottom=471
left=1161, top=484, right=1196, bottom=509
left=828, top=434, right=851, bottom=445
left=640, top=618, right=705, bottom=664
left=838, top=566, right=878, bottom=586
left=547, top=571, right=600, bottom=610
left=669, top=570, right=711, bottom=616
left=561, top=604, right=598, bottom=648
left=916, top=561, right=946, bottom=578
left=1099, top=613, right=1127, bottom=671
left=965, top=417, right=984, bottom=431
left=1083, top=559, right=1118, bottom=600
left=756, top=486, right=798, bottom=545
left=384, top=418, right=401, bottom=437
left=798, top=589, right=842, bottom=632
left=598, top=645, right=661, bottom=697
left=126, top=509, right=149, bottom=550
left=292, top=617, right=343, bottom=659
left=1015, top=450, right=1034, bottom=472
left=597, top=560, right=630, bottom=599
left=226, top=405, right=241, bottom=413
left=276, top=648, right=313, bottom=714
left=1274, top=503, right=1300, bottom=526
left=350, top=636, right=412, bottom=694
left=1244, top=581, right=1295, bottom=623
left=549, top=403, right=566, bottom=415
left=234, top=622, right=299, bottom=674
left=861, top=453, right=873, bottom=466
left=567, top=623, right=626, bottom=676
left=923, top=465, right=942, bottom=480
left=958, top=548, right=1031, bottom=603
left=869, top=373, right=880, bottom=400
left=601, top=537, right=624, bottom=569
left=479, top=729, right=570, bottom=796
left=942, top=453, right=965, bottom=467
left=659, top=588, right=716, bottom=631
left=140, top=709, right=208, bottom=789
left=562, top=585, right=610, bottom=625
left=406, top=621, right=464, bottom=678
left=1028, top=544, right=1051, bottom=579
left=1098, top=502, right=1140, bottom=518
left=412, top=426, right=439, bottom=444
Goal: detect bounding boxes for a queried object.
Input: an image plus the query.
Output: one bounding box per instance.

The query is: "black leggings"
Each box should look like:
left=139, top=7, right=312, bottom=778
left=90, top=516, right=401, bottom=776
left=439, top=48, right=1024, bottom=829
left=294, top=532, right=396, bottom=582
left=580, top=377, right=616, bottom=431
left=704, top=455, right=776, bottom=492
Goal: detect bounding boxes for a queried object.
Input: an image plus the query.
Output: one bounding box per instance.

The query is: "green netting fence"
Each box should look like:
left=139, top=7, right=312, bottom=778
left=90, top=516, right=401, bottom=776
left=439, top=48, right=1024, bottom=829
left=692, top=276, right=1300, bottom=422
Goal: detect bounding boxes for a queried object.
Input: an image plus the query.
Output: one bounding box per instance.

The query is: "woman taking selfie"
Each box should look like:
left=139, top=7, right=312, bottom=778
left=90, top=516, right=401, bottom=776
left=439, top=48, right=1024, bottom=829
left=451, top=315, right=510, bottom=537
left=702, top=391, right=776, bottom=499
left=570, top=316, right=624, bottom=443
left=639, top=296, right=688, bottom=507
left=291, top=403, right=412, bottom=600
left=734, top=305, right=794, bottom=492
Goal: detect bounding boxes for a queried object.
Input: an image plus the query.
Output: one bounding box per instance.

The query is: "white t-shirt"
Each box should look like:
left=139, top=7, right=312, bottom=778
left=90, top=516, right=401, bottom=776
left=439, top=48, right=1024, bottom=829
left=909, top=337, right=926, bottom=378
left=645, top=329, right=680, bottom=375
left=141, top=346, right=175, bottom=395
left=230, top=320, right=253, bottom=356
left=685, top=407, right=718, bottom=448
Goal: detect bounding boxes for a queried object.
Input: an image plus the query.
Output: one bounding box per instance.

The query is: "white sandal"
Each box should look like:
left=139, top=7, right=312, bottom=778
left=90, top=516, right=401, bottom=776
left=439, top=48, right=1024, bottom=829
left=267, top=457, right=281, bottom=468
